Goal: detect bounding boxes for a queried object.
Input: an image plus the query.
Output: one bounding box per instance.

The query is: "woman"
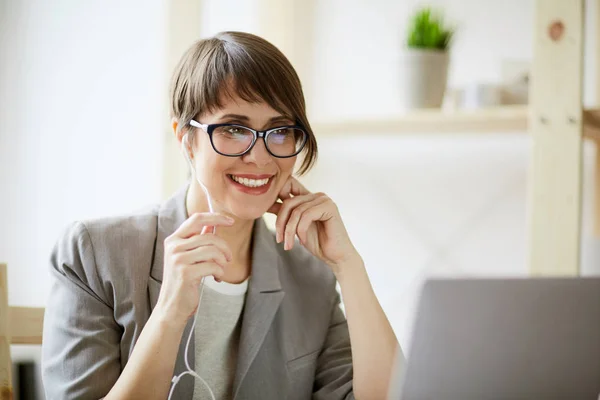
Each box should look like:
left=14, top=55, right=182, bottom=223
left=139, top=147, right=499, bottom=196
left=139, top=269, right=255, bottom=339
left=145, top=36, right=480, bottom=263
left=41, top=31, right=403, bottom=400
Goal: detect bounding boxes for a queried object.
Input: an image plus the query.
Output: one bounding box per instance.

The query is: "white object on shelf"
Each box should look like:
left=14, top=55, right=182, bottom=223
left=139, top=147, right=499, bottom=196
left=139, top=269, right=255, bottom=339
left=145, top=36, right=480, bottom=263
left=461, top=83, right=502, bottom=109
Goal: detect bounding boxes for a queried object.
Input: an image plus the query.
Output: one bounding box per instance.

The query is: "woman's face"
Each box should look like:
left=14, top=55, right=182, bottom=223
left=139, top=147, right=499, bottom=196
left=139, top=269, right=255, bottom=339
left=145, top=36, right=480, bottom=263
left=184, top=93, right=298, bottom=220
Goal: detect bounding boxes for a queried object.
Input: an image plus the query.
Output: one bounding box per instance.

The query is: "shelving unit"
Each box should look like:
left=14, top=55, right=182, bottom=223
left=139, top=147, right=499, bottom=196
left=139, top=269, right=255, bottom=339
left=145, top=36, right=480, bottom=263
left=312, top=105, right=600, bottom=138
left=163, top=0, right=600, bottom=277
left=273, top=0, right=599, bottom=277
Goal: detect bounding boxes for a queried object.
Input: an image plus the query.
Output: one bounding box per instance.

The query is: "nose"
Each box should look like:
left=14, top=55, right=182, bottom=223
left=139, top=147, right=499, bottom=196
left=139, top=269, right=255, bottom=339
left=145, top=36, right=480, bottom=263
left=241, top=136, right=273, bottom=168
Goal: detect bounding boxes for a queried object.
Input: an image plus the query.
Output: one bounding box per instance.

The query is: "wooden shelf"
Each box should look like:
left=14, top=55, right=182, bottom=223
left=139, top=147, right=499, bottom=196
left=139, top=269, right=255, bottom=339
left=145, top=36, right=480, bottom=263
left=312, top=105, right=600, bottom=140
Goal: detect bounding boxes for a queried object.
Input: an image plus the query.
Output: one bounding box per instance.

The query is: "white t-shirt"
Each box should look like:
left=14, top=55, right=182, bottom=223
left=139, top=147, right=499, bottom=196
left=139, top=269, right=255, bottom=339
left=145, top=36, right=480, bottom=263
left=192, top=275, right=249, bottom=400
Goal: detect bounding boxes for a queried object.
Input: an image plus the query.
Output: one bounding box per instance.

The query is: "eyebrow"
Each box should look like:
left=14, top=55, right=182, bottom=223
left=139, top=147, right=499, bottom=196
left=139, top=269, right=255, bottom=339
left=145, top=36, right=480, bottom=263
left=218, top=113, right=293, bottom=124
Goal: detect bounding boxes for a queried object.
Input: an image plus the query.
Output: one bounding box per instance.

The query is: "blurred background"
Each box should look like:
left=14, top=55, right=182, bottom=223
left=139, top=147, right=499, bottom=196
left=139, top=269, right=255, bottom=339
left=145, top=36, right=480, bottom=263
left=1, top=0, right=599, bottom=398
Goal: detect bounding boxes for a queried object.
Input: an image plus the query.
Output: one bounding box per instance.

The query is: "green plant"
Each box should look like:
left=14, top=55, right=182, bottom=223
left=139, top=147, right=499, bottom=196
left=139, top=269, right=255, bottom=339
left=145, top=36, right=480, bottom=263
left=406, top=7, right=454, bottom=50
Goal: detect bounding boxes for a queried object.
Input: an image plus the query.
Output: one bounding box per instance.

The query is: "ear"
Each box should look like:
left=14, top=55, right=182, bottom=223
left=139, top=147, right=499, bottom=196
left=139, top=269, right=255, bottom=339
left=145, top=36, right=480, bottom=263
left=172, top=118, right=185, bottom=144
left=174, top=118, right=195, bottom=161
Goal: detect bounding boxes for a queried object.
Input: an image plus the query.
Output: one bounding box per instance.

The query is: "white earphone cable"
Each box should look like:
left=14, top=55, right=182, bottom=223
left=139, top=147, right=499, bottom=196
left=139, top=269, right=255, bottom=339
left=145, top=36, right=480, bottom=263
left=167, top=132, right=216, bottom=400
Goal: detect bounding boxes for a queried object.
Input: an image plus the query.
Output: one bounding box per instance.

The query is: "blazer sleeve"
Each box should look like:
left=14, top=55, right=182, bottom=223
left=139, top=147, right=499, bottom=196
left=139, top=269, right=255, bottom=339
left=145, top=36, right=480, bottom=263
left=41, top=221, right=121, bottom=400
left=312, top=290, right=355, bottom=400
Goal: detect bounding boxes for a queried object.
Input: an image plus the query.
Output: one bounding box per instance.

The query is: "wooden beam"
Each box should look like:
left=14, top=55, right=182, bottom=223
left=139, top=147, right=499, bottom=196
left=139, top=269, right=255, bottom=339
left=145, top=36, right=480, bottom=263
left=9, top=307, right=44, bottom=345
left=527, top=0, right=585, bottom=276
left=595, top=138, right=600, bottom=237
left=162, top=0, right=202, bottom=200
left=257, top=0, right=296, bottom=58
left=597, top=0, right=600, bottom=106
left=312, top=105, right=529, bottom=135
left=595, top=0, right=600, bottom=236
left=0, top=264, right=13, bottom=400
left=256, top=0, right=316, bottom=105
left=312, top=107, right=600, bottom=137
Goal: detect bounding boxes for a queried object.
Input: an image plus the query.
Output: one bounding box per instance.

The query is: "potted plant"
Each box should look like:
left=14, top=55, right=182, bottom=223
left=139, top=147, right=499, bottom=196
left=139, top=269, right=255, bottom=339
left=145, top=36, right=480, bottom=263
left=399, top=7, right=454, bottom=109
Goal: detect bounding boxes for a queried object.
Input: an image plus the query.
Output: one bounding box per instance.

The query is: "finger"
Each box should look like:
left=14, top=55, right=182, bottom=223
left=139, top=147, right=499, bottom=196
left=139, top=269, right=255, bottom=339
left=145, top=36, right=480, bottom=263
left=174, top=213, right=234, bottom=239
left=203, top=262, right=225, bottom=281
left=278, top=176, right=311, bottom=201
left=275, top=193, right=321, bottom=243
left=185, top=262, right=225, bottom=284
left=296, top=200, right=333, bottom=246
left=287, top=177, right=311, bottom=197
left=277, top=179, right=293, bottom=201
left=267, top=201, right=282, bottom=215
left=276, top=194, right=320, bottom=243
left=284, top=196, right=329, bottom=250
left=173, top=234, right=233, bottom=261
left=175, top=213, right=233, bottom=239
left=177, top=245, right=229, bottom=268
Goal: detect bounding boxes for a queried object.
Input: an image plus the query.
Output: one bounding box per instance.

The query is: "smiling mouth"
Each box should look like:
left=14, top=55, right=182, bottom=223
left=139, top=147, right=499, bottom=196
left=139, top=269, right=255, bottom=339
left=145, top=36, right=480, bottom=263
left=228, top=174, right=273, bottom=188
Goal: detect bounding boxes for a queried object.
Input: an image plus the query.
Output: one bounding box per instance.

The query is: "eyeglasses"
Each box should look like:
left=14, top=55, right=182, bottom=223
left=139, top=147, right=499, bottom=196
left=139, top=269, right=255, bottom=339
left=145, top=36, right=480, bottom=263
left=189, top=120, right=308, bottom=158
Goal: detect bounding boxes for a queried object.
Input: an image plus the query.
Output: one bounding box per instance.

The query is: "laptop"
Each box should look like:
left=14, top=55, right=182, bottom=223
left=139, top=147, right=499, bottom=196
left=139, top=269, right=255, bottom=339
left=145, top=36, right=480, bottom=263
left=389, top=277, right=600, bottom=399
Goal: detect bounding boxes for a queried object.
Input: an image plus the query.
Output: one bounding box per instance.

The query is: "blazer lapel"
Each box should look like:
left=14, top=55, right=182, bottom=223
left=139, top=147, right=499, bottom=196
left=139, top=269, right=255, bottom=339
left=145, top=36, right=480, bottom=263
left=148, top=183, right=190, bottom=289
left=147, top=185, right=286, bottom=399
left=147, top=183, right=195, bottom=399
left=233, top=218, right=285, bottom=399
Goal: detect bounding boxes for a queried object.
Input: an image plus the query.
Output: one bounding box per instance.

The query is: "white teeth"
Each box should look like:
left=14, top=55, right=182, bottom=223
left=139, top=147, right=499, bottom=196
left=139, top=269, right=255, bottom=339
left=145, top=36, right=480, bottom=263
left=230, top=175, right=270, bottom=188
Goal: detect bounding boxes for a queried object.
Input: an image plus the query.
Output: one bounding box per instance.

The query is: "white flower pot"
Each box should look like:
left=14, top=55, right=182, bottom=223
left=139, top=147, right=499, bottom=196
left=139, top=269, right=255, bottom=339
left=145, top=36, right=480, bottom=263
left=399, top=49, right=449, bottom=109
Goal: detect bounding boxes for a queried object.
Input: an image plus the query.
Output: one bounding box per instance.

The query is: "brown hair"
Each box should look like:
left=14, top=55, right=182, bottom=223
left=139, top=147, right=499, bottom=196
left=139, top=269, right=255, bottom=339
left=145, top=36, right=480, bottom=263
left=169, top=31, right=317, bottom=175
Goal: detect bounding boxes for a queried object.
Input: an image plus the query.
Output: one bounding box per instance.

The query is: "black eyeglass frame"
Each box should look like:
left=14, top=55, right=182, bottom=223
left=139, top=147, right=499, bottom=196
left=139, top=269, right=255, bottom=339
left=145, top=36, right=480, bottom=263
left=189, top=119, right=308, bottom=158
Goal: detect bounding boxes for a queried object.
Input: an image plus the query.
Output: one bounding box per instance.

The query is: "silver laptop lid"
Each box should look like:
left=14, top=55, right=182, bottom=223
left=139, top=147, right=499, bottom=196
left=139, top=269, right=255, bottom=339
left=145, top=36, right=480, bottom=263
left=395, top=277, right=600, bottom=399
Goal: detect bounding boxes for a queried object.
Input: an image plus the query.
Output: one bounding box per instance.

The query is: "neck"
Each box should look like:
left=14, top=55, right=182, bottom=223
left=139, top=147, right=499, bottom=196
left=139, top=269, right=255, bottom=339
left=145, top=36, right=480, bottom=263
left=186, top=182, right=253, bottom=284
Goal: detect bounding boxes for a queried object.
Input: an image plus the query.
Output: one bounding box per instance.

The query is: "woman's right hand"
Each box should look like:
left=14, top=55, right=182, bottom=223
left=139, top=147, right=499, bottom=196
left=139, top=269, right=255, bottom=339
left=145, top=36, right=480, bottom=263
left=154, top=212, right=234, bottom=325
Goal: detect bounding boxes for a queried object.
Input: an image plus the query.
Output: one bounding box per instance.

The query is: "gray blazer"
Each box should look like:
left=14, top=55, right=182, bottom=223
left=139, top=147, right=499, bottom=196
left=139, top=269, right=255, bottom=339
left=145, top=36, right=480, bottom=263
left=41, top=184, right=355, bottom=400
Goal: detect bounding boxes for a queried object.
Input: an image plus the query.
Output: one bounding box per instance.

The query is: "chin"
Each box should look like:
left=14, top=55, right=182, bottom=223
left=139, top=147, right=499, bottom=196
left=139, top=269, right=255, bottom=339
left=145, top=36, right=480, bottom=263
left=227, top=202, right=271, bottom=221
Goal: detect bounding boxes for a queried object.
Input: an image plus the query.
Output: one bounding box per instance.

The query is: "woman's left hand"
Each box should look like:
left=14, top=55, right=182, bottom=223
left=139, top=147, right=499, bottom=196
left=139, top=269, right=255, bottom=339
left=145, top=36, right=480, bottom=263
left=267, top=177, right=359, bottom=271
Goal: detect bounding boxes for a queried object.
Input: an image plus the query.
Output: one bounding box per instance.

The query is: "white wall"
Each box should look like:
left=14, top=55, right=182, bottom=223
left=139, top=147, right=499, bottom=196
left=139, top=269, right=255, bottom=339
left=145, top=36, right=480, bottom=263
left=1, top=0, right=168, bottom=397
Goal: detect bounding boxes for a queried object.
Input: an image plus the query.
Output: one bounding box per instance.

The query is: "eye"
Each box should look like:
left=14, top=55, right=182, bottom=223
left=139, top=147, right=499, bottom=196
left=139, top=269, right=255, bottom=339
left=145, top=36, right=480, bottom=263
left=226, top=127, right=245, bottom=134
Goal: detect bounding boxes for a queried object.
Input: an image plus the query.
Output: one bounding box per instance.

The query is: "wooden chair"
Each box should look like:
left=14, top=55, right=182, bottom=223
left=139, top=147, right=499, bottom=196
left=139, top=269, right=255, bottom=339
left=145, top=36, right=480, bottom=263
left=0, top=263, right=45, bottom=400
